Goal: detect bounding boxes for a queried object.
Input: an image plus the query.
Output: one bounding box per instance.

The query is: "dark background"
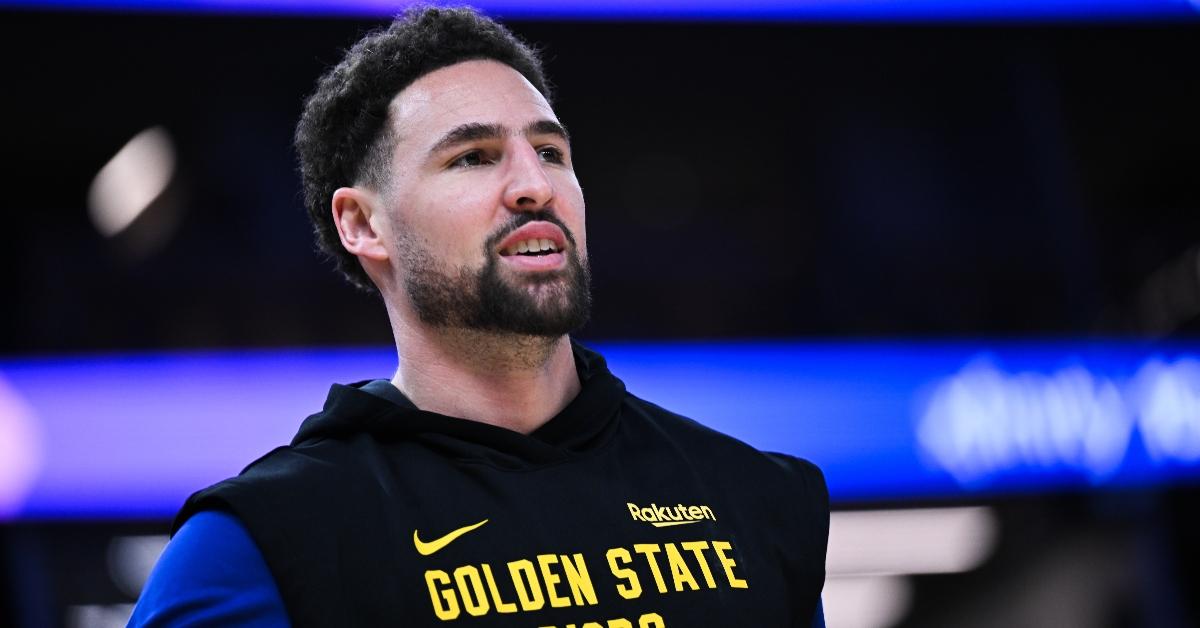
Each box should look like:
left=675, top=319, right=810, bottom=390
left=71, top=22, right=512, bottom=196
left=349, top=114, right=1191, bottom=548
left=3, top=12, right=1199, bottom=353
left=2, top=8, right=1199, bottom=628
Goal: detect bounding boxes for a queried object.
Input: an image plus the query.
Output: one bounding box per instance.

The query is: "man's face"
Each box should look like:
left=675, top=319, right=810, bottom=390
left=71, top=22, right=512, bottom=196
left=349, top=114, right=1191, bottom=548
left=379, top=60, right=590, bottom=336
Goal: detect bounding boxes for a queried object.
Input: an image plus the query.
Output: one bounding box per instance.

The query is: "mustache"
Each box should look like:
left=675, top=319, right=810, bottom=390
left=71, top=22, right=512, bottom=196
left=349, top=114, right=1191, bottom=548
left=485, top=211, right=578, bottom=251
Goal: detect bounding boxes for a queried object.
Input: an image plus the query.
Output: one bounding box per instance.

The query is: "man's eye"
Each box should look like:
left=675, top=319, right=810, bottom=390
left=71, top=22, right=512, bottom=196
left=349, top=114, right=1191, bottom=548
left=537, top=146, right=565, bottom=164
left=450, top=151, right=490, bottom=168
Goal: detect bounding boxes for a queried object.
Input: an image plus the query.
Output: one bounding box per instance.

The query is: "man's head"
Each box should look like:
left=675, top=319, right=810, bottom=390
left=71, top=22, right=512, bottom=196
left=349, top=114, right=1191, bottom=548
left=295, top=7, right=590, bottom=337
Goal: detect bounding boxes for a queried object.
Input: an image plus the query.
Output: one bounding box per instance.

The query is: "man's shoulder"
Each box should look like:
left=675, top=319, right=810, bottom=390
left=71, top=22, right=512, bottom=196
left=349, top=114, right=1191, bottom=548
left=619, top=392, right=827, bottom=498
left=172, top=438, right=365, bottom=535
left=194, top=441, right=340, bottom=492
left=618, top=391, right=829, bottom=556
left=131, top=510, right=288, bottom=627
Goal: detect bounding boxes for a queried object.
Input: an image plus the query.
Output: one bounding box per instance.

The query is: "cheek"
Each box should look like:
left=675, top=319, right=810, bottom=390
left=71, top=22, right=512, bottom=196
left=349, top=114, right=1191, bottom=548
left=557, top=176, right=588, bottom=251
left=418, top=190, right=498, bottom=261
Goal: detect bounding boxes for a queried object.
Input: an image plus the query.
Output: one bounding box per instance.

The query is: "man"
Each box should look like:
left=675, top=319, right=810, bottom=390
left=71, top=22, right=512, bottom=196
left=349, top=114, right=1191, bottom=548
left=132, top=7, right=828, bottom=627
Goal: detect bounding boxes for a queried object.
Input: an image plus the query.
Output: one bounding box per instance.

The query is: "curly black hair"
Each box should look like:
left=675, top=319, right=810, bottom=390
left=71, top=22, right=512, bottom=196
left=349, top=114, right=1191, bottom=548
left=294, top=6, right=551, bottom=292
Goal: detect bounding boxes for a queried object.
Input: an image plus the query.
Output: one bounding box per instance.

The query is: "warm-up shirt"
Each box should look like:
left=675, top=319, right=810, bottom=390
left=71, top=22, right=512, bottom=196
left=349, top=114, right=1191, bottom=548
left=132, top=510, right=825, bottom=627
left=131, top=344, right=829, bottom=627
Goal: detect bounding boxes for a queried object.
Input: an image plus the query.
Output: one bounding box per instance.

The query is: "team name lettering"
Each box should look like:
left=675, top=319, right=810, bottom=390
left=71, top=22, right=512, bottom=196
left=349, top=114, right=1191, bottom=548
left=424, top=540, right=747, bottom=624
left=538, top=613, right=665, bottom=628
left=426, top=553, right=596, bottom=620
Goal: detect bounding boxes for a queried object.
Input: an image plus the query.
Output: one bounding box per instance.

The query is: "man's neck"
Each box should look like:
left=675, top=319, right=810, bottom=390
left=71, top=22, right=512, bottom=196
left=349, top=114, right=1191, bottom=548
left=389, top=322, right=581, bottom=435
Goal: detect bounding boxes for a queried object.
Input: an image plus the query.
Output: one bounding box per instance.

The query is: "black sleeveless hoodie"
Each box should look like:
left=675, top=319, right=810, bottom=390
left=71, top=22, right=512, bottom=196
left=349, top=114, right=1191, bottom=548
left=175, top=343, right=828, bottom=627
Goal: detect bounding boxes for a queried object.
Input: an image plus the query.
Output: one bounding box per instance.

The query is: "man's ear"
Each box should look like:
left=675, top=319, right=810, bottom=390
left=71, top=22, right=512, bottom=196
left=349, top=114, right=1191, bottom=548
left=331, top=187, right=389, bottom=262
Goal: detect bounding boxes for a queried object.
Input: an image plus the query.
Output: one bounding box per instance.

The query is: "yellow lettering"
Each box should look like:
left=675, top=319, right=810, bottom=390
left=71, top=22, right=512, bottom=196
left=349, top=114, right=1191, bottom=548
left=712, top=541, right=748, bottom=588
left=687, top=506, right=704, bottom=519
left=561, top=553, right=598, bottom=605
left=664, top=543, right=699, bottom=591
left=633, top=544, right=669, bottom=594
left=509, top=559, right=546, bottom=611
left=481, top=564, right=517, bottom=613
left=606, top=547, right=642, bottom=599
left=538, top=554, right=571, bottom=608
left=639, top=612, right=666, bottom=628
left=541, top=614, right=657, bottom=628
left=425, top=569, right=459, bottom=621
left=680, top=541, right=717, bottom=588
left=701, top=506, right=715, bottom=521
left=628, top=503, right=642, bottom=520
left=452, top=565, right=489, bottom=617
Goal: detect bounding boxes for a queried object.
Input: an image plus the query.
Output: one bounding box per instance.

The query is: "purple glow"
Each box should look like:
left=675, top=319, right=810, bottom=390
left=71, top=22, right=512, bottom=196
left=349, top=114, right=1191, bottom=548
left=0, top=375, right=41, bottom=518
left=4, top=342, right=1200, bottom=520
left=2, top=0, right=1197, bottom=21
left=1, top=349, right=394, bottom=520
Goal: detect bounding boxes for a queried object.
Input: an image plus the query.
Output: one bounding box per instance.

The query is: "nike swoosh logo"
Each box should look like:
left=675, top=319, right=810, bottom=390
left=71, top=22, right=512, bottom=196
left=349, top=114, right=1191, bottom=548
left=414, top=519, right=489, bottom=556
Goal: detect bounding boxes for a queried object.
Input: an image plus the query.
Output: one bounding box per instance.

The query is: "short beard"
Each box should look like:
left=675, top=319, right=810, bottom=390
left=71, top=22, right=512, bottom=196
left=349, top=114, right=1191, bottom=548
left=401, top=212, right=592, bottom=337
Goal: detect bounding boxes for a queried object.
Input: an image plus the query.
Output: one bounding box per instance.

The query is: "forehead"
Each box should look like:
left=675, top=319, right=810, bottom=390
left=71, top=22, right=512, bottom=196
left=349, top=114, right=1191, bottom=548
left=389, top=59, right=558, bottom=144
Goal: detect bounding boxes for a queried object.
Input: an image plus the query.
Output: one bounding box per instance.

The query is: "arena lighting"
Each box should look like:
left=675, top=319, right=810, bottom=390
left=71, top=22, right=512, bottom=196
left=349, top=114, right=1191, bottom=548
left=108, top=535, right=170, bottom=598
left=822, top=575, right=912, bottom=628
left=0, top=373, right=42, bottom=518
left=916, top=356, right=1200, bottom=487
left=5, top=342, right=1200, bottom=519
left=827, top=506, right=998, bottom=576
left=87, top=126, right=176, bottom=238
left=2, top=0, right=1199, bottom=21
left=820, top=506, right=996, bottom=628
left=66, top=604, right=134, bottom=628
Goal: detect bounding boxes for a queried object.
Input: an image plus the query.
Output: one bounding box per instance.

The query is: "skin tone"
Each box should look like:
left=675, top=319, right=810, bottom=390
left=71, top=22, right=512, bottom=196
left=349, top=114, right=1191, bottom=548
left=330, top=60, right=588, bottom=435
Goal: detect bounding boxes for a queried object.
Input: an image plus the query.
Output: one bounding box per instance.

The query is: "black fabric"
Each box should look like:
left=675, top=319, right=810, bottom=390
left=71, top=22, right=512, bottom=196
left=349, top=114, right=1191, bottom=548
left=359, top=378, right=415, bottom=409
left=175, top=342, right=828, bottom=628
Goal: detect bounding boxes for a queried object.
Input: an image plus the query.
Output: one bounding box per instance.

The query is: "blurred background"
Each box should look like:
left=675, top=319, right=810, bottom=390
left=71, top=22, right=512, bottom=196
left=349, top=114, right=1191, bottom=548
left=2, top=0, right=1200, bottom=626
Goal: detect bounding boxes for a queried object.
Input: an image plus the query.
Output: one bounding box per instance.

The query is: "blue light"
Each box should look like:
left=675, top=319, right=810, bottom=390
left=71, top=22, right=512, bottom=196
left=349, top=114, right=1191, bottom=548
left=3, top=0, right=1198, bottom=21
left=3, top=341, right=1200, bottom=520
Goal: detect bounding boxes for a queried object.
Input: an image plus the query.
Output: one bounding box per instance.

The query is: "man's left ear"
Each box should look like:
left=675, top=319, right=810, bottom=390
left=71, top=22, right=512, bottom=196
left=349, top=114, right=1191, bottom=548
left=331, top=187, right=389, bottom=262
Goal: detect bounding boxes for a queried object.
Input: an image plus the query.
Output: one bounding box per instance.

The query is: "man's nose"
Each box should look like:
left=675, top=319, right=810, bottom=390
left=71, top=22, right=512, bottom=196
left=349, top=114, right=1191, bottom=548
left=502, top=142, right=554, bottom=211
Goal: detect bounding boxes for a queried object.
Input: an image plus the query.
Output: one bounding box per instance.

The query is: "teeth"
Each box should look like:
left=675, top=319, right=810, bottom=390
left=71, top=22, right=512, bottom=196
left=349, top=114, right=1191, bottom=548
left=504, top=238, right=560, bottom=255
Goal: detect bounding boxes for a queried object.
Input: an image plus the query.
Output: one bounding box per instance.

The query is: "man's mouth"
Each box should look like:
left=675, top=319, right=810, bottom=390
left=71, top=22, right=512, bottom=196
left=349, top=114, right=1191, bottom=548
left=494, top=220, right=570, bottom=267
left=501, top=238, right=560, bottom=257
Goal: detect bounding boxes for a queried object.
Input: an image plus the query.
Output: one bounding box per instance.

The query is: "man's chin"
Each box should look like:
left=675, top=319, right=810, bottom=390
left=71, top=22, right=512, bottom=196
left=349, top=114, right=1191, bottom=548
left=404, top=252, right=590, bottom=336
left=476, top=280, right=590, bottom=336
left=495, top=264, right=572, bottom=286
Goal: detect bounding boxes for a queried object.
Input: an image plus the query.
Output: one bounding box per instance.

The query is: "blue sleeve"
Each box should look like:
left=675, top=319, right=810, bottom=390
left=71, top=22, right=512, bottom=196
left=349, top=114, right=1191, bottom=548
left=811, top=598, right=825, bottom=628
left=128, top=510, right=289, bottom=627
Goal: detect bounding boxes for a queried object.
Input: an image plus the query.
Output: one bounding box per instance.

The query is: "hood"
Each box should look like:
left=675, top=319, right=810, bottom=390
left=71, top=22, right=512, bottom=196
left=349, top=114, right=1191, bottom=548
left=290, top=340, right=625, bottom=467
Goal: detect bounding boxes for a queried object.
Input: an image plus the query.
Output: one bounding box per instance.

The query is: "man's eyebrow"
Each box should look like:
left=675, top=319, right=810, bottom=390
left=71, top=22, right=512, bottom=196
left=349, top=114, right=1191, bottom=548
left=428, top=122, right=505, bottom=155
left=525, top=119, right=570, bottom=144
left=427, top=120, right=571, bottom=156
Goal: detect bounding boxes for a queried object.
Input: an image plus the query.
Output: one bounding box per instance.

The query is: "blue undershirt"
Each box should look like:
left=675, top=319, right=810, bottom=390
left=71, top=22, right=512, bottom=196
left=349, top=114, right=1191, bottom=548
left=129, top=510, right=288, bottom=627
